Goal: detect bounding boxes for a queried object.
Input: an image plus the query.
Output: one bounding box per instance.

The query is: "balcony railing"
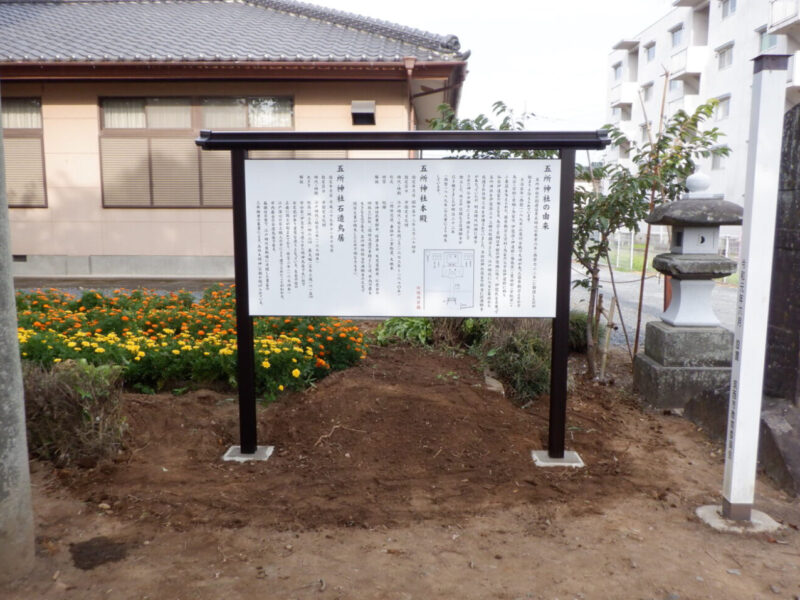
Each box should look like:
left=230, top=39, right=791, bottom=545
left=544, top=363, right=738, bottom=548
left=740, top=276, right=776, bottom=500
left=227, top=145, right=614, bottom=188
left=609, top=82, right=638, bottom=108
left=669, top=46, right=708, bottom=80
left=770, top=0, right=800, bottom=34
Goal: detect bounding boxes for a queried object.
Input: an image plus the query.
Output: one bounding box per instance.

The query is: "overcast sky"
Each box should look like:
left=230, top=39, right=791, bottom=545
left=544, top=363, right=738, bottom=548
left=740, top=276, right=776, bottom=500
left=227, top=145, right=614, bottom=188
left=311, top=0, right=675, bottom=130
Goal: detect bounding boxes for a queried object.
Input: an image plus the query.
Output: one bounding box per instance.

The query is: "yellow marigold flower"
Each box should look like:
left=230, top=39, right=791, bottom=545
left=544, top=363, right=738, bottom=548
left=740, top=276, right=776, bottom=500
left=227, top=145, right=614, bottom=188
left=261, top=360, right=271, bottom=369
left=94, top=347, right=105, bottom=353
left=278, top=384, right=284, bottom=391
left=291, top=358, right=297, bottom=363
left=291, top=368, right=300, bottom=378
left=171, top=349, right=180, bottom=355
left=53, top=358, right=62, bottom=363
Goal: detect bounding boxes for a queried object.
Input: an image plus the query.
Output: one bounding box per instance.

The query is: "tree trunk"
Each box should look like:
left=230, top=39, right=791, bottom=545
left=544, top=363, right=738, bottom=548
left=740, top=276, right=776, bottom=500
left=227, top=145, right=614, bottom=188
left=0, top=91, right=36, bottom=583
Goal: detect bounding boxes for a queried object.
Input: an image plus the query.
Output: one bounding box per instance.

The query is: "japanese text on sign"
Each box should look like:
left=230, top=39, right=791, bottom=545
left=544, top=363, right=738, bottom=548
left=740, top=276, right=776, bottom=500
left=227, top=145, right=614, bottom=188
left=245, top=159, right=561, bottom=317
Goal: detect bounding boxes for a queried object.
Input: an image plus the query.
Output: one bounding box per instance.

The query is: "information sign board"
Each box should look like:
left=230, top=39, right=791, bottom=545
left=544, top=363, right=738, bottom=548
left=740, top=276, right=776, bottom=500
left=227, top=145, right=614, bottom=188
left=244, top=159, right=560, bottom=317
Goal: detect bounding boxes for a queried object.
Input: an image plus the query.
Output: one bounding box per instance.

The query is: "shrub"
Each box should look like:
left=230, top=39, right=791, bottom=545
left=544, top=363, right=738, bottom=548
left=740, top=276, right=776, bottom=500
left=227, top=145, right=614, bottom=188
left=23, top=359, right=127, bottom=468
left=567, top=310, right=605, bottom=354
left=374, top=317, right=433, bottom=346
left=484, top=331, right=551, bottom=405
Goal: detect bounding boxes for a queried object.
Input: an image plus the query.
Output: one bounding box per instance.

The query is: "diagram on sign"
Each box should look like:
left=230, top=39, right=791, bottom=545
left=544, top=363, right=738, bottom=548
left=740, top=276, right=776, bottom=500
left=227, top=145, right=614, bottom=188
left=423, top=250, right=475, bottom=310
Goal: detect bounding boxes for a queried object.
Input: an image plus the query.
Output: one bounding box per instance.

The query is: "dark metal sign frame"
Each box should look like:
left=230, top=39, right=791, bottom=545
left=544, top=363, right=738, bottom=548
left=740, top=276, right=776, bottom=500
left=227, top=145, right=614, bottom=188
left=196, top=129, right=609, bottom=460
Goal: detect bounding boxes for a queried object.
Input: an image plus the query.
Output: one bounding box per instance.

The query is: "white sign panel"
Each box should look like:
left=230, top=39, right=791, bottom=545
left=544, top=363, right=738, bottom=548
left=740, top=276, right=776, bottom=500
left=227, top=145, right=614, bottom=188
left=244, top=159, right=560, bottom=317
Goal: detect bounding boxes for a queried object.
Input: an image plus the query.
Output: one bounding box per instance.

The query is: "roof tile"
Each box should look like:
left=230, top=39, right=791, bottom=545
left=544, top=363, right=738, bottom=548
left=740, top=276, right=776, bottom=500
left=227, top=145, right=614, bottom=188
left=0, top=0, right=467, bottom=64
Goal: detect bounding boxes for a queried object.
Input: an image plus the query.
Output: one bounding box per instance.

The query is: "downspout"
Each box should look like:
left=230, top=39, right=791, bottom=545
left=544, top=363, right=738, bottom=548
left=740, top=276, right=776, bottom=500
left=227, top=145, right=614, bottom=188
left=404, top=56, right=416, bottom=158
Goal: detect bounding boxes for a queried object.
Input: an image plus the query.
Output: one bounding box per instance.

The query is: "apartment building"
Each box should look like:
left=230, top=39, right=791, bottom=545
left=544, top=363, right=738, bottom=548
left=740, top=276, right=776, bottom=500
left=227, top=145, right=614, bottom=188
left=606, top=0, right=798, bottom=221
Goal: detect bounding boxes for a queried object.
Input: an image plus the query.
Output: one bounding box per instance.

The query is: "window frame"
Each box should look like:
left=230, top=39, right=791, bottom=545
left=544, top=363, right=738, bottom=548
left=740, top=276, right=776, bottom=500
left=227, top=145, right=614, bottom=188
left=612, top=62, right=623, bottom=82
left=641, top=82, right=654, bottom=102
left=98, top=95, right=294, bottom=209
left=2, top=96, right=47, bottom=208
left=717, top=43, right=734, bottom=70
left=721, top=0, right=736, bottom=19
left=759, top=28, right=778, bottom=52
left=670, top=24, right=684, bottom=48
left=644, top=42, right=656, bottom=62
left=711, top=151, right=727, bottom=170
left=715, top=95, right=731, bottom=120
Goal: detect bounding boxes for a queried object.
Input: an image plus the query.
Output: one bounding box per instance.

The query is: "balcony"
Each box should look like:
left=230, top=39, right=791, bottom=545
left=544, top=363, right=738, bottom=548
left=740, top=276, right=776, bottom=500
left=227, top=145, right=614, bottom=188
left=667, top=95, right=701, bottom=116
left=769, top=0, right=800, bottom=35
left=669, top=46, right=708, bottom=81
left=609, top=82, right=638, bottom=108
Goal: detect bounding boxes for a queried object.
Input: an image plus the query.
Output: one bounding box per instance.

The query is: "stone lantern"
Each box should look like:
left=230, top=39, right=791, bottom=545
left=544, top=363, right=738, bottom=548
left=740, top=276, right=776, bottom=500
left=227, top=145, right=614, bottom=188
left=646, top=171, right=742, bottom=326
left=634, top=171, right=742, bottom=411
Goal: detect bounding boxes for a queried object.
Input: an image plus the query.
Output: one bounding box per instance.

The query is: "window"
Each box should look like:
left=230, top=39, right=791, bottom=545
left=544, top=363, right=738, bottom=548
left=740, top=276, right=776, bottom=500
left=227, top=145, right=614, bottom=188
left=712, top=152, right=727, bottom=170
left=644, top=42, right=656, bottom=62
left=669, top=79, right=684, bottom=95
left=642, top=82, right=654, bottom=102
left=611, top=107, right=621, bottom=120
left=612, top=62, right=623, bottom=81
left=715, top=95, right=731, bottom=120
left=1, top=97, right=46, bottom=207
left=760, top=29, right=778, bottom=52
left=670, top=24, right=684, bottom=48
left=717, top=44, right=734, bottom=69
left=721, top=0, right=736, bottom=19
left=99, top=96, right=293, bottom=207
left=640, top=122, right=651, bottom=144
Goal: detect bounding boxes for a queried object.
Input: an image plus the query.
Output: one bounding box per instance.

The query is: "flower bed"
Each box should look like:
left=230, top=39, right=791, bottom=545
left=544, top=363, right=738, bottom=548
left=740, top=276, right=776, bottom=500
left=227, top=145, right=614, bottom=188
left=16, top=284, right=366, bottom=399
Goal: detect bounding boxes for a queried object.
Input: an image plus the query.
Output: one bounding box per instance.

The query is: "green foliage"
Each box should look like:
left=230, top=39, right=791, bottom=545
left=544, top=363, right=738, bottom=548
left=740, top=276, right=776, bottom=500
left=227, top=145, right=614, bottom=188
left=23, top=358, right=127, bottom=468
left=568, top=310, right=604, bottom=354
left=16, top=285, right=366, bottom=399
left=485, top=331, right=551, bottom=404
left=428, top=101, right=556, bottom=160
left=459, top=317, right=491, bottom=347
left=574, top=99, right=728, bottom=377
left=374, top=317, right=433, bottom=346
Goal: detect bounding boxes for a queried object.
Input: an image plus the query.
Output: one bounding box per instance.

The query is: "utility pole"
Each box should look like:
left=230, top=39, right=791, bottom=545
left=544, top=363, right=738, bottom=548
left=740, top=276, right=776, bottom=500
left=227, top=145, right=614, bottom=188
left=0, top=89, right=36, bottom=582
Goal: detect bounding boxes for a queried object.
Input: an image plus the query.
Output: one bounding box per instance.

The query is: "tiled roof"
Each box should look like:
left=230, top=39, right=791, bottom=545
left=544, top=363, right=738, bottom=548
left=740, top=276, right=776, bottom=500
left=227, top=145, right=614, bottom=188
left=0, top=0, right=466, bottom=63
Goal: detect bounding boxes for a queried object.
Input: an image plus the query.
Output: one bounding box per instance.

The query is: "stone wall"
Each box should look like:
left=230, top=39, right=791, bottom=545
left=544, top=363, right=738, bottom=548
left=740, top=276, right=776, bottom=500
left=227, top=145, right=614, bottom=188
left=766, top=104, right=800, bottom=405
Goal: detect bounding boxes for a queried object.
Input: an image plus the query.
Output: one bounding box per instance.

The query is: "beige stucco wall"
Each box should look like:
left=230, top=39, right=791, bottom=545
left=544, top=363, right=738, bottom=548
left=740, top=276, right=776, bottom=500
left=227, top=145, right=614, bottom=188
left=4, top=79, right=410, bottom=276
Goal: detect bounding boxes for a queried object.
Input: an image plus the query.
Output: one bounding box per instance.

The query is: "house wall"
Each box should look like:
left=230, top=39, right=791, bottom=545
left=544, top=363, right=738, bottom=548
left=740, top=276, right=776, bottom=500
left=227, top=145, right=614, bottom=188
left=3, top=79, right=410, bottom=277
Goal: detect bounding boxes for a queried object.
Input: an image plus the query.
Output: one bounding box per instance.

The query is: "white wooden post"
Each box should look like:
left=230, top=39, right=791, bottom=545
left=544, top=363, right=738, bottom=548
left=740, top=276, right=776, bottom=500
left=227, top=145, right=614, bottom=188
left=722, top=55, right=789, bottom=521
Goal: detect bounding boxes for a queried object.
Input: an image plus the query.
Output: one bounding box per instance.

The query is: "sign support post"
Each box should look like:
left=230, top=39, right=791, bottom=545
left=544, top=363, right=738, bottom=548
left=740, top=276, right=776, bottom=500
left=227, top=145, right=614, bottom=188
left=719, top=55, right=789, bottom=521
left=223, top=148, right=273, bottom=461
left=547, top=148, right=575, bottom=459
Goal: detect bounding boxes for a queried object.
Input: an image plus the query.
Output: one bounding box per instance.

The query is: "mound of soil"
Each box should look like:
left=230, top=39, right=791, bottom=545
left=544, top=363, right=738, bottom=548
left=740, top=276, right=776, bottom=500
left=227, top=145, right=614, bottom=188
left=64, top=345, right=671, bottom=532
left=10, top=343, right=800, bottom=600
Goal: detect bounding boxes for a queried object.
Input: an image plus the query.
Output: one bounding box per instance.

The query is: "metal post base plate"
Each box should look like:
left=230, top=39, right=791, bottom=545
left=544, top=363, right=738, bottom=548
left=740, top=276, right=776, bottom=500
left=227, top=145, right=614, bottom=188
left=222, top=445, right=274, bottom=463
left=531, top=450, right=585, bottom=468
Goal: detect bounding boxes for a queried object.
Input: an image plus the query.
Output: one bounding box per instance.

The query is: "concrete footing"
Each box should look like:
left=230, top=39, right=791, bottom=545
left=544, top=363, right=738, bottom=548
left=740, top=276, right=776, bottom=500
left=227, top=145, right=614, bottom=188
left=531, top=450, right=585, bottom=468
left=222, top=445, right=274, bottom=463
left=696, top=505, right=782, bottom=533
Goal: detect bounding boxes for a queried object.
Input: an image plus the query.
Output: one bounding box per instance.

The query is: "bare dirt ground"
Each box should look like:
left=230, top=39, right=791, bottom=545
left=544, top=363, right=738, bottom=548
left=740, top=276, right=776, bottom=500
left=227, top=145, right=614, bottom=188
left=3, top=345, right=800, bottom=600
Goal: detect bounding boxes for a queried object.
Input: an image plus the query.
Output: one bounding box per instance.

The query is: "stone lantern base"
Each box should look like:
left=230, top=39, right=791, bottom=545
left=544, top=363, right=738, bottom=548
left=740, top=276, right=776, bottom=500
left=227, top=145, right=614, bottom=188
left=634, top=321, right=733, bottom=410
